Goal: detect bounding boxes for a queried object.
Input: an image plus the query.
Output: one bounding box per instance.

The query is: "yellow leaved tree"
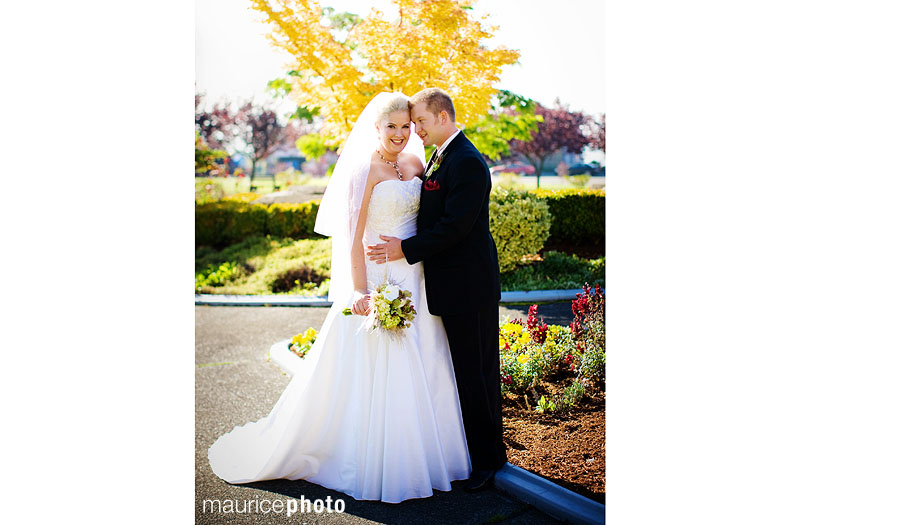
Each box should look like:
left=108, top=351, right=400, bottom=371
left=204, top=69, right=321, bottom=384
left=250, top=0, right=520, bottom=148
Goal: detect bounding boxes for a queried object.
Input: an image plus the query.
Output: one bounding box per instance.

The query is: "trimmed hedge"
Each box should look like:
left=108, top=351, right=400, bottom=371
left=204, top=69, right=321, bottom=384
left=530, top=188, right=605, bottom=245
left=196, top=189, right=604, bottom=249
left=195, top=201, right=321, bottom=247
left=266, top=202, right=320, bottom=239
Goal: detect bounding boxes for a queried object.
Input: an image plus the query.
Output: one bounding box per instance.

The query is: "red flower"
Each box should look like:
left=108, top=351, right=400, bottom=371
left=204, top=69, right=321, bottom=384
left=424, top=179, right=441, bottom=191
left=527, top=304, right=548, bottom=344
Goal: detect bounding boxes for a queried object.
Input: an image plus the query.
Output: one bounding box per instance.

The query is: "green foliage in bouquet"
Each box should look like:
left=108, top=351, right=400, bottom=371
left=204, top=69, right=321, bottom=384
left=489, top=188, right=552, bottom=273
left=370, top=283, right=416, bottom=331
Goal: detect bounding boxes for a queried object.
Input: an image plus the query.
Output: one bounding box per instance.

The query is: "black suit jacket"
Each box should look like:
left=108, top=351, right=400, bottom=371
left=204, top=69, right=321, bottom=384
left=401, top=131, right=501, bottom=316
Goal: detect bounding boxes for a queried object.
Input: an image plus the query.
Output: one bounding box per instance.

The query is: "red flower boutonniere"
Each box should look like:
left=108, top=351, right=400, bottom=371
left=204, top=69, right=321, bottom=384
left=424, top=179, right=441, bottom=191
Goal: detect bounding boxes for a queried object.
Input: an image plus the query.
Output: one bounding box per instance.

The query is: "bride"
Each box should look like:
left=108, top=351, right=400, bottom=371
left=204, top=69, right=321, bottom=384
left=207, top=92, right=471, bottom=503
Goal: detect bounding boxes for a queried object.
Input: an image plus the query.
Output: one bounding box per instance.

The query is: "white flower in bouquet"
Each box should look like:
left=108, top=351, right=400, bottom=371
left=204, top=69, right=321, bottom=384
left=382, top=284, right=400, bottom=302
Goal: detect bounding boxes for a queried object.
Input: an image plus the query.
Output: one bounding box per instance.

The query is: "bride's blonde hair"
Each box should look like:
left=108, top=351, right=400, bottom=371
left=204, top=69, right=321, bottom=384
left=376, top=94, right=411, bottom=122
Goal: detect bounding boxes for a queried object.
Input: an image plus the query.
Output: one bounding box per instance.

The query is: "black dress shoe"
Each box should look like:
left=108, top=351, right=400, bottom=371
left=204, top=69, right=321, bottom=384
left=464, top=469, right=496, bottom=492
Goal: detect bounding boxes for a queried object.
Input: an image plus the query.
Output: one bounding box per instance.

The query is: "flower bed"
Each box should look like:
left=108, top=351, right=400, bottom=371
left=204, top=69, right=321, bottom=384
left=499, top=285, right=606, bottom=503
left=499, top=285, right=605, bottom=414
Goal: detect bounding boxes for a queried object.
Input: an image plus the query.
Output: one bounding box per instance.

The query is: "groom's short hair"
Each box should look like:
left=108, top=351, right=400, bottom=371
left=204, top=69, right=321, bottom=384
left=410, top=88, right=456, bottom=122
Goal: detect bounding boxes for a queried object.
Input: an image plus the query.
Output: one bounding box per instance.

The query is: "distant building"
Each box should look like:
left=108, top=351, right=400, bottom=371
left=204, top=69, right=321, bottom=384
left=515, top=150, right=583, bottom=174
left=266, top=144, right=305, bottom=175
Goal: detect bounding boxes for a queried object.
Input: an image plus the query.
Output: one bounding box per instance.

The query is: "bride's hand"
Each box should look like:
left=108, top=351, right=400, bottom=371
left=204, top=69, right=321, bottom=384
left=351, top=292, right=371, bottom=316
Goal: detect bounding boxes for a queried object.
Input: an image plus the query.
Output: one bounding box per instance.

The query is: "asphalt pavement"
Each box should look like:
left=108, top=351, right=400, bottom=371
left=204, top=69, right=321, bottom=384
left=195, top=302, right=577, bottom=524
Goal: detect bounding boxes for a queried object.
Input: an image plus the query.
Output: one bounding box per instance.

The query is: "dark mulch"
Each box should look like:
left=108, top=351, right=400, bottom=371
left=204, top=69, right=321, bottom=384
left=541, top=240, right=604, bottom=259
left=502, top=391, right=606, bottom=505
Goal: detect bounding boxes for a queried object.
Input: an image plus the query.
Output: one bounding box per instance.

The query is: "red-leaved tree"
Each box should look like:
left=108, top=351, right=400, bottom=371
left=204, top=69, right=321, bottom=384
left=508, top=101, right=605, bottom=188
left=228, top=101, right=303, bottom=188
left=195, top=93, right=234, bottom=151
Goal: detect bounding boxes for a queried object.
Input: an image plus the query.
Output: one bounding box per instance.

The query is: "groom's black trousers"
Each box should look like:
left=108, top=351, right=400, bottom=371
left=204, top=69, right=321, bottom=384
left=441, top=304, right=508, bottom=471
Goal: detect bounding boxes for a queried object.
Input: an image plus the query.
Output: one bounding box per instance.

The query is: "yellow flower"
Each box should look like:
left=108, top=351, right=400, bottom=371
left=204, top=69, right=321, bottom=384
left=517, top=354, right=529, bottom=364
left=293, top=327, right=317, bottom=345
left=501, top=322, right=523, bottom=336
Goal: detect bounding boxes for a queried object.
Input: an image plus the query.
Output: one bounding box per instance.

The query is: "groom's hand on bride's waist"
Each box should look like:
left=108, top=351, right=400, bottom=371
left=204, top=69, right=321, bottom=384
left=366, top=235, right=404, bottom=264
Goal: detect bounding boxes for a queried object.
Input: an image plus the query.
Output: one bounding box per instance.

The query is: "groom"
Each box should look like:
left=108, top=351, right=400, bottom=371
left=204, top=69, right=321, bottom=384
left=366, top=87, right=507, bottom=491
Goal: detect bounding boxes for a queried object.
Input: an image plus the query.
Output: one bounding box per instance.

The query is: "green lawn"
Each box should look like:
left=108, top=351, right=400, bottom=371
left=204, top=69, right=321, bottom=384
left=197, top=174, right=329, bottom=196
left=196, top=236, right=332, bottom=295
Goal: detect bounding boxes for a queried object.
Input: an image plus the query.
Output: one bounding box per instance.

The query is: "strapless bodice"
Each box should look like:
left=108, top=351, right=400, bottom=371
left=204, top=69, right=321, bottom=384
left=363, top=178, right=422, bottom=244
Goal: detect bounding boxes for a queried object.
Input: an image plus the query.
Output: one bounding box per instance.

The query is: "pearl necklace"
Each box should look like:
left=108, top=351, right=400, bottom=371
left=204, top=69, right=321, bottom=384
left=377, top=150, right=403, bottom=180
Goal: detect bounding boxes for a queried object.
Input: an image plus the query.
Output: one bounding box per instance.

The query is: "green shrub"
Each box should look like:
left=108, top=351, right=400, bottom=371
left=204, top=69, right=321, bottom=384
left=195, top=201, right=268, bottom=248
left=269, top=264, right=328, bottom=294
left=195, top=261, right=242, bottom=291
left=500, top=251, right=604, bottom=291
left=489, top=188, right=552, bottom=272
left=266, top=202, right=320, bottom=238
left=195, top=200, right=322, bottom=248
left=530, top=188, right=605, bottom=245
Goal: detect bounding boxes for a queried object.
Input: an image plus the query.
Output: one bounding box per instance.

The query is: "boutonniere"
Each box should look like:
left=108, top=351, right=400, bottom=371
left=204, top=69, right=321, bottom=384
left=424, top=152, right=444, bottom=179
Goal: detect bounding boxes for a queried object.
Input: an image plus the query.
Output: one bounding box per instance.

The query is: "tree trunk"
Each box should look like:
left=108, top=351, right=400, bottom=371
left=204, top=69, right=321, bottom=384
left=536, top=158, right=545, bottom=189
left=249, top=159, right=257, bottom=191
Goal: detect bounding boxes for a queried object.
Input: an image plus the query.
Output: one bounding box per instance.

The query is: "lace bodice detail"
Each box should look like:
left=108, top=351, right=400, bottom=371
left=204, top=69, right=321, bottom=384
left=364, top=178, right=422, bottom=243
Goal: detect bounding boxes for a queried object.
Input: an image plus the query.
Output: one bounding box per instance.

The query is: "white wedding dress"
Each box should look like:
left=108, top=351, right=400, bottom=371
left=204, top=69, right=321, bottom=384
left=208, top=177, right=472, bottom=503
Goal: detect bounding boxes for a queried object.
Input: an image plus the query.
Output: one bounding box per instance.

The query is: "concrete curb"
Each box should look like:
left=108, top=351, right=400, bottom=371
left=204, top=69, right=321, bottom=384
left=195, top=288, right=591, bottom=307
left=195, top=294, right=331, bottom=307
left=267, top=344, right=605, bottom=524
left=495, top=463, right=605, bottom=524
left=268, top=339, right=300, bottom=376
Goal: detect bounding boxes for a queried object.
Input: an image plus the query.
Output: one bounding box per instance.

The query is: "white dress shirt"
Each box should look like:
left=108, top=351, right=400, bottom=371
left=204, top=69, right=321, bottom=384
left=436, top=128, right=461, bottom=157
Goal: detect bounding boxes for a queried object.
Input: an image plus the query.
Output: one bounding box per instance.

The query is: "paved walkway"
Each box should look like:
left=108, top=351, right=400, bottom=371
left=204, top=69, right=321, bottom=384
left=195, top=303, right=578, bottom=524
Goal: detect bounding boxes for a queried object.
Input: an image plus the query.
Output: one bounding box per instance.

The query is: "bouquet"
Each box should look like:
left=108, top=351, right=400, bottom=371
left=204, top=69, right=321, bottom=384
left=342, top=281, right=417, bottom=332
left=288, top=327, right=317, bottom=358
